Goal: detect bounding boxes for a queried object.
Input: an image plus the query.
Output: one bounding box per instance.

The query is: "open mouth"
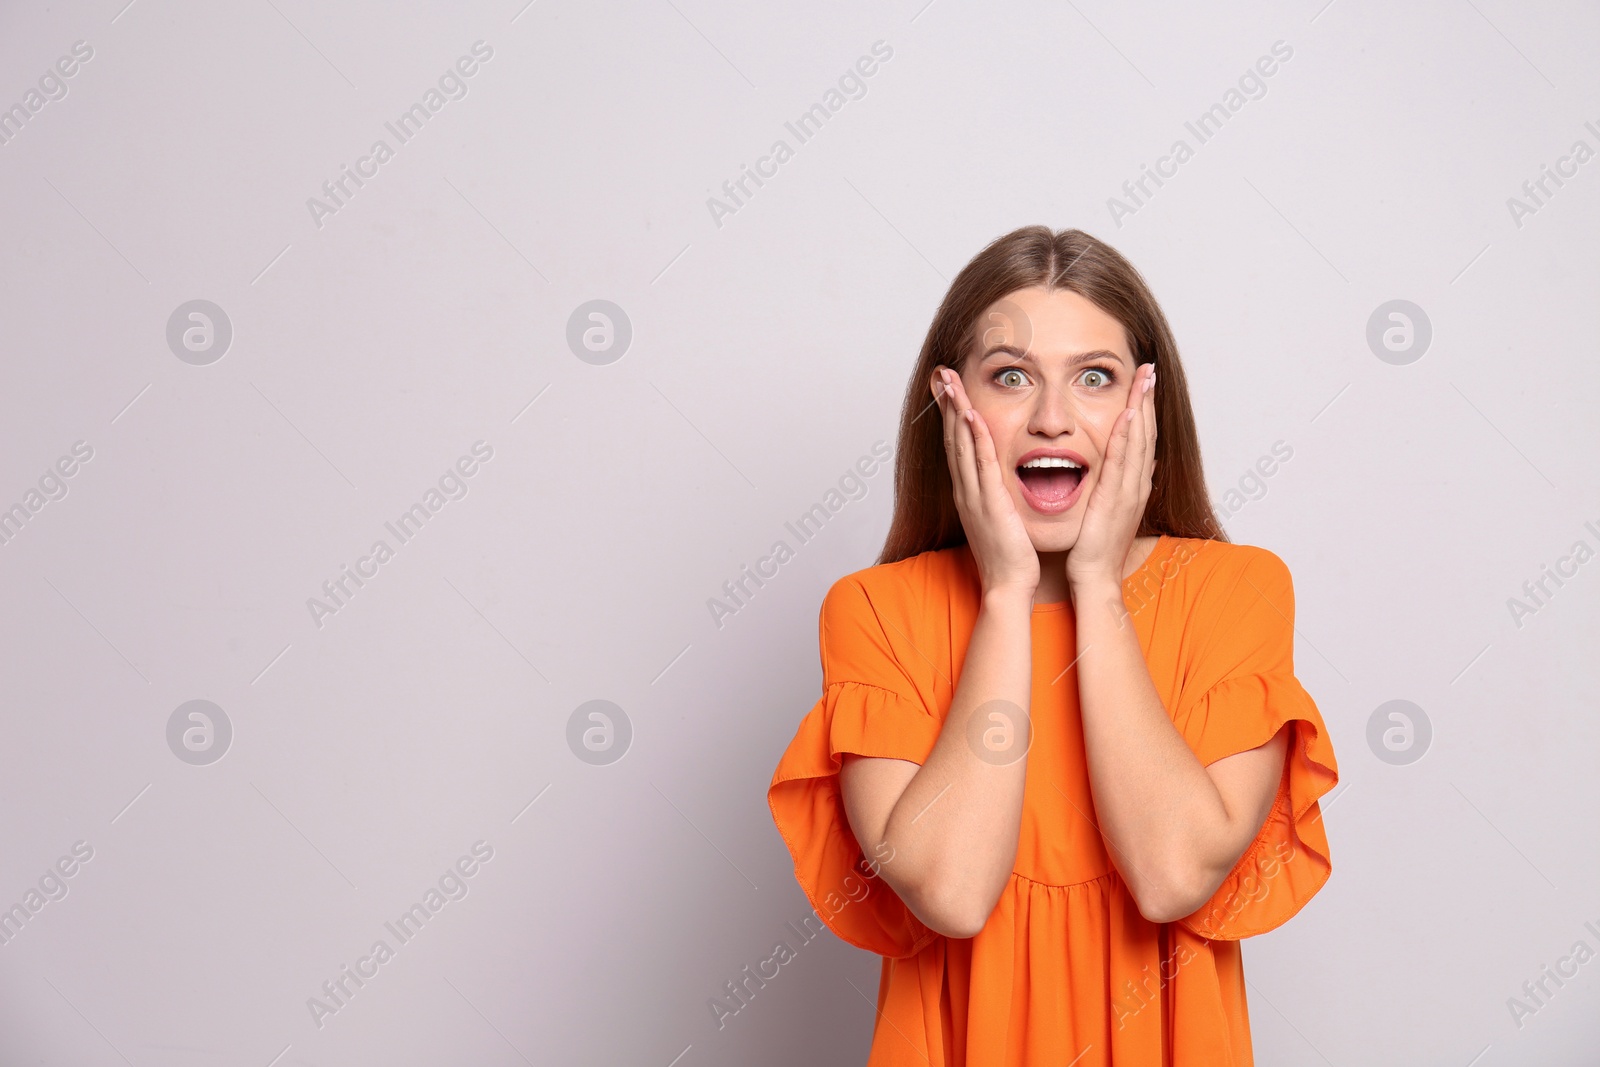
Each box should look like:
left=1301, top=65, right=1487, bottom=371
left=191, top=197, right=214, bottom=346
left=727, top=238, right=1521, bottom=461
left=1016, top=456, right=1086, bottom=514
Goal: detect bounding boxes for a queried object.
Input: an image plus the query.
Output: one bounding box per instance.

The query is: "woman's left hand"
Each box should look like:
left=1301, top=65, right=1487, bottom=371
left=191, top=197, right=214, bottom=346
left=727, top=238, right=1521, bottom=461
left=1066, top=362, right=1157, bottom=590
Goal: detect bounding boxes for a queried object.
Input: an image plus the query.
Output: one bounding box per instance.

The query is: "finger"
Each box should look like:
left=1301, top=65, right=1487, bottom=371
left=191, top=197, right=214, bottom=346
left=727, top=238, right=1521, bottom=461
left=1106, top=398, right=1135, bottom=477
left=963, top=401, right=1007, bottom=506
left=1119, top=366, right=1146, bottom=494
left=1125, top=408, right=1150, bottom=509
left=1139, top=364, right=1158, bottom=493
left=939, top=368, right=980, bottom=506
left=953, top=378, right=1014, bottom=534
left=945, top=365, right=976, bottom=415
left=940, top=367, right=979, bottom=489
left=1123, top=365, right=1154, bottom=496
left=1123, top=404, right=1146, bottom=498
left=934, top=370, right=963, bottom=505
left=931, top=369, right=955, bottom=449
left=1121, top=362, right=1147, bottom=416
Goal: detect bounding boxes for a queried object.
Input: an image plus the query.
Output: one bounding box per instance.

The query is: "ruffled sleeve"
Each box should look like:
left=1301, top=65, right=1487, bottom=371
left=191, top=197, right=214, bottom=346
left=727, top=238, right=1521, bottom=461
left=767, top=575, right=945, bottom=959
left=1171, top=548, right=1339, bottom=941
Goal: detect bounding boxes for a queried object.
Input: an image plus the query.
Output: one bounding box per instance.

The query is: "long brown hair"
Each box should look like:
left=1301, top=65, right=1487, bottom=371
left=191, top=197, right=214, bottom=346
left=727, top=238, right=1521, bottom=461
left=877, top=225, right=1226, bottom=566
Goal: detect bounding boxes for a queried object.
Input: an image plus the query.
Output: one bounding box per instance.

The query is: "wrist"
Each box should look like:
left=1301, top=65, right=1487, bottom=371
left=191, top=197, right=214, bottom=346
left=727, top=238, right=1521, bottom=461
left=1066, top=574, right=1125, bottom=611
left=981, top=584, right=1036, bottom=612
left=1066, top=569, right=1122, bottom=594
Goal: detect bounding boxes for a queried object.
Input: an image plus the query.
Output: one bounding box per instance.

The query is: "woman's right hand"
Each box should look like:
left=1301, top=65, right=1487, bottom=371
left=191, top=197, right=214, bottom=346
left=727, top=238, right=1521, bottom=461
left=932, top=366, right=1039, bottom=599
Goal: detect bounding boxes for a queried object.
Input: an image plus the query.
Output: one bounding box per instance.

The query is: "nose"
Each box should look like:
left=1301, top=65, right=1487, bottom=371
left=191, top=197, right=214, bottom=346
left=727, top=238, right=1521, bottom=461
left=1027, top=379, right=1078, bottom=439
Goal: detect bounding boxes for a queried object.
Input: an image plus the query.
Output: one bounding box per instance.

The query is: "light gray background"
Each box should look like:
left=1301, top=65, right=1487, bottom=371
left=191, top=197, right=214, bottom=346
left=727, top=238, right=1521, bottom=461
left=0, top=0, right=1596, bottom=1063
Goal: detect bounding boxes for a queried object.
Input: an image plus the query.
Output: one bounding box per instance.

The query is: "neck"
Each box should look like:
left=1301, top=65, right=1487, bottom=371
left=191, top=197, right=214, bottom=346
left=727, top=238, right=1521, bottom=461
left=1032, top=535, right=1158, bottom=607
left=1034, top=550, right=1071, bottom=605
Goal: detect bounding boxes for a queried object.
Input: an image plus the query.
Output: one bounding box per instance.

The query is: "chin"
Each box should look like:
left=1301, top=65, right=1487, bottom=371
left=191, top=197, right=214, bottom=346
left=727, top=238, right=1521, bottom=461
left=1025, top=520, right=1081, bottom=554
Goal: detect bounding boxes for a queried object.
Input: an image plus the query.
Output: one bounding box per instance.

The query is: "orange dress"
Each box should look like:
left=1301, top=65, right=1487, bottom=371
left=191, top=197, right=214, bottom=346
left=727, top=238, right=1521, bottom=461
left=767, top=535, right=1338, bottom=1066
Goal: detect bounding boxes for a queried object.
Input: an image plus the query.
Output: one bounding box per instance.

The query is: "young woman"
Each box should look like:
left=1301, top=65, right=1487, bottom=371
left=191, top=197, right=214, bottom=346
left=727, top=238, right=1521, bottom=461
left=767, top=226, right=1339, bottom=1065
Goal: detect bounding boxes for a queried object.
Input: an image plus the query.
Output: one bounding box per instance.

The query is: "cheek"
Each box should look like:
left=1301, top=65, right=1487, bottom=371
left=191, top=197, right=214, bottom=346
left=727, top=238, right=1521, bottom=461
left=1080, top=411, right=1122, bottom=461
left=969, top=399, right=1023, bottom=443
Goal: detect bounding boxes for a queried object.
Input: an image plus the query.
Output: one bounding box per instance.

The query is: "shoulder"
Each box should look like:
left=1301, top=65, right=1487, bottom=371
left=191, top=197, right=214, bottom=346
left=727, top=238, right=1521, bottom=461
left=823, top=546, right=972, bottom=622
left=1168, top=537, right=1293, bottom=586
left=815, top=548, right=970, bottom=692
left=1140, top=537, right=1297, bottom=623
left=1173, top=538, right=1302, bottom=639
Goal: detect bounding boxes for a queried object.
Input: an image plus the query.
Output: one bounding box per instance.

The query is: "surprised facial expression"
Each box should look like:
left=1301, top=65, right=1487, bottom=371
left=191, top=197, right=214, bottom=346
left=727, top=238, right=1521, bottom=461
left=937, top=286, right=1142, bottom=553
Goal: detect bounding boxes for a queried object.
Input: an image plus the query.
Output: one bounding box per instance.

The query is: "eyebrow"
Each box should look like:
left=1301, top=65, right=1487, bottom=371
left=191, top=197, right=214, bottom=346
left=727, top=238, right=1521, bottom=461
left=977, top=345, right=1126, bottom=366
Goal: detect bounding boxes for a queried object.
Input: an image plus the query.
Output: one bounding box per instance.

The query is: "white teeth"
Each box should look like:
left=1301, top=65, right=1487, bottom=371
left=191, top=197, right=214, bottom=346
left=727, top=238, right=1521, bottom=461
left=1020, top=457, right=1082, bottom=469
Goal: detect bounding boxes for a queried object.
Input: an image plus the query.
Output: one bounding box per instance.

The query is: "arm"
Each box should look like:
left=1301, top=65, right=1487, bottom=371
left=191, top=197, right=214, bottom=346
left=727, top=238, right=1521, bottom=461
left=837, top=364, right=1039, bottom=939
left=1072, top=577, right=1290, bottom=922
left=839, top=584, right=1033, bottom=939
left=1066, top=361, right=1288, bottom=922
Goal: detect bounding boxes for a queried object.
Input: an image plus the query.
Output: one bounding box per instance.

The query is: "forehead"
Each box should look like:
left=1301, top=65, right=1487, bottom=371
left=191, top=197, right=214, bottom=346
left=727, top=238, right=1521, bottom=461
left=971, top=287, right=1131, bottom=363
